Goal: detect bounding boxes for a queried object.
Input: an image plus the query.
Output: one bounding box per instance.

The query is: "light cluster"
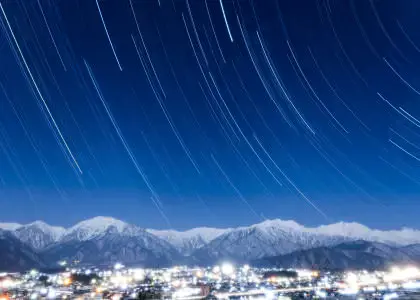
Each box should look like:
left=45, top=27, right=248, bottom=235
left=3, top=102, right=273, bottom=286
left=0, top=263, right=419, bottom=299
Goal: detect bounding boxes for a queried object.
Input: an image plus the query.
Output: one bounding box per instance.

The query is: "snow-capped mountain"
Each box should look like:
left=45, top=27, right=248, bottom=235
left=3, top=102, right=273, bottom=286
left=191, top=219, right=420, bottom=264
left=13, top=221, right=65, bottom=250
left=253, top=240, right=416, bottom=270
left=0, top=222, right=22, bottom=231
left=2, top=216, right=420, bottom=267
left=43, top=225, right=181, bottom=267
left=0, top=229, right=45, bottom=272
left=61, top=216, right=134, bottom=242
left=148, top=227, right=227, bottom=255
left=192, top=219, right=349, bottom=263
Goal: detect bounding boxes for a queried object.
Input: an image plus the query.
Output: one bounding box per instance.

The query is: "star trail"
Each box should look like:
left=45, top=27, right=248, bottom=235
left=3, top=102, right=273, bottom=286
left=0, top=0, right=419, bottom=229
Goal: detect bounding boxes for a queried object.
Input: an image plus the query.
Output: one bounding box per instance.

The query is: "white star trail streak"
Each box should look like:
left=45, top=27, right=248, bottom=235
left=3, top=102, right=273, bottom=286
left=95, top=0, right=122, bottom=71
left=237, top=15, right=294, bottom=128
left=0, top=3, right=82, bottom=174
left=390, top=139, right=420, bottom=163
left=287, top=40, right=348, bottom=133
left=219, top=0, right=233, bottom=42
left=377, top=92, right=420, bottom=128
left=211, top=154, right=260, bottom=219
left=205, top=0, right=226, bottom=63
left=36, top=0, right=67, bottom=71
left=132, top=35, right=201, bottom=174
left=129, top=0, right=166, bottom=99
left=253, top=134, right=329, bottom=221
left=383, top=58, right=420, bottom=96
left=256, top=31, right=315, bottom=134
left=84, top=60, right=171, bottom=227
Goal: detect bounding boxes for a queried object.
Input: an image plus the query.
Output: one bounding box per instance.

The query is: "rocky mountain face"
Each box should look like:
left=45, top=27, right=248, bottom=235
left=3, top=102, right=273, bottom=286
left=148, top=227, right=227, bottom=255
left=2, top=217, right=420, bottom=270
left=252, top=240, right=420, bottom=270
left=13, top=221, right=65, bottom=250
left=0, top=229, right=45, bottom=272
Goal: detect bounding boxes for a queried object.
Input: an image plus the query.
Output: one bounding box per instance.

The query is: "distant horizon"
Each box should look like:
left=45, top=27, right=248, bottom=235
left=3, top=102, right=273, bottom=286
left=2, top=215, right=420, bottom=232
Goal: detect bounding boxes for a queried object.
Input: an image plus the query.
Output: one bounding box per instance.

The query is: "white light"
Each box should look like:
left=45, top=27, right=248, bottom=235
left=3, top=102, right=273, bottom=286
left=316, top=290, right=327, bottom=298
left=262, top=288, right=276, bottom=300
left=133, top=268, right=145, bottom=281
left=47, top=288, right=56, bottom=299
left=242, top=264, right=250, bottom=272
left=339, top=287, right=359, bottom=295
left=383, top=292, right=399, bottom=300
left=221, top=263, right=234, bottom=275
left=402, top=281, right=420, bottom=289
left=173, top=287, right=201, bottom=298
left=363, top=286, right=375, bottom=292
left=114, top=263, right=124, bottom=270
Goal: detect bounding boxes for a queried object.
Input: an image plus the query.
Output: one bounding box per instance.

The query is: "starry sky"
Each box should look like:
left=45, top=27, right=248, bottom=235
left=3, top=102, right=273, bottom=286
left=0, top=0, right=419, bottom=230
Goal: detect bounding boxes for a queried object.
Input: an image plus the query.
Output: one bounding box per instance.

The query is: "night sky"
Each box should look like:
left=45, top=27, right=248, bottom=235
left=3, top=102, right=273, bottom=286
left=0, top=0, right=419, bottom=230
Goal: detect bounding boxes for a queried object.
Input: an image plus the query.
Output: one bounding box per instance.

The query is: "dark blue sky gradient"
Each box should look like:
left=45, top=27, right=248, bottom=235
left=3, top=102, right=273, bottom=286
left=0, top=0, right=420, bottom=229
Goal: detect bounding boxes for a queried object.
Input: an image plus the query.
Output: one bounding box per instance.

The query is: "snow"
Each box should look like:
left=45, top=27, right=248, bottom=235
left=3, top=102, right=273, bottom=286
left=149, top=227, right=228, bottom=254
left=2, top=216, right=420, bottom=255
left=24, top=221, right=66, bottom=240
left=65, top=216, right=129, bottom=241
left=150, top=227, right=227, bottom=244
left=0, top=222, right=22, bottom=231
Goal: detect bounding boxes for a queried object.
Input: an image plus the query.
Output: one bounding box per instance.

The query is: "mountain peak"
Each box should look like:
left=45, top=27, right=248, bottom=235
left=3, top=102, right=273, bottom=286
left=254, top=219, right=304, bottom=231
left=64, top=216, right=131, bottom=241
left=0, top=222, right=22, bottom=231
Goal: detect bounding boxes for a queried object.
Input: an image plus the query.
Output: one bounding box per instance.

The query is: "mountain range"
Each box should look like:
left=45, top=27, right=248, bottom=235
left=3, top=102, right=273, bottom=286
left=1, top=217, right=420, bottom=271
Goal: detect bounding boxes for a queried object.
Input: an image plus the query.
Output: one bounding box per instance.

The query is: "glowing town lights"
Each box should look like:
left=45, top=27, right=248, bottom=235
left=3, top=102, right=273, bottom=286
left=346, top=272, right=358, bottom=284
left=402, top=281, right=420, bottom=289
left=315, top=290, right=327, bottom=298
left=339, top=287, right=359, bottom=295
left=385, top=266, right=420, bottom=282
left=242, top=264, right=250, bottom=272
left=221, top=263, right=234, bottom=276
left=63, top=278, right=72, bottom=286
left=262, top=288, right=276, bottom=300
left=213, top=266, right=221, bottom=273
left=173, top=287, right=201, bottom=299
left=383, top=292, right=399, bottom=300
left=297, top=270, right=313, bottom=278
left=132, top=268, right=145, bottom=281
left=29, top=269, right=38, bottom=277
left=47, top=288, right=57, bottom=299
left=114, top=263, right=124, bottom=270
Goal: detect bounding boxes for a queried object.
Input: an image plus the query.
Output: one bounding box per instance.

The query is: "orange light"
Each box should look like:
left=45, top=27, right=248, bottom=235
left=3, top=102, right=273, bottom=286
left=63, top=278, right=72, bottom=286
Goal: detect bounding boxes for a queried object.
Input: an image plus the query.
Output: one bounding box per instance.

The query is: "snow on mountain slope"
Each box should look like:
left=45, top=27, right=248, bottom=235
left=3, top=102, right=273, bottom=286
left=43, top=222, right=181, bottom=267
left=61, top=216, right=140, bottom=242
left=192, top=219, right=420, bottom=263
left=314, top=222, right=420, bottom=245
left=148, top=227, right=228, bottom=255
left=0, top=229, right=45, bottom=271
left=2, top=216, right=420, bottom=264
left=192, top=220, right=350, bottom=263
left=253, top=240, right=414, bottom=270
left=13, top=221, right=66, bottom=250
left=0, top=222, right=22, bottom=231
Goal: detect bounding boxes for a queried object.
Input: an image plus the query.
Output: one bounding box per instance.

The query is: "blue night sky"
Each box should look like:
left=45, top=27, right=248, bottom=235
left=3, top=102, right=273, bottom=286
left=0, top=0, right=419, bottom=230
